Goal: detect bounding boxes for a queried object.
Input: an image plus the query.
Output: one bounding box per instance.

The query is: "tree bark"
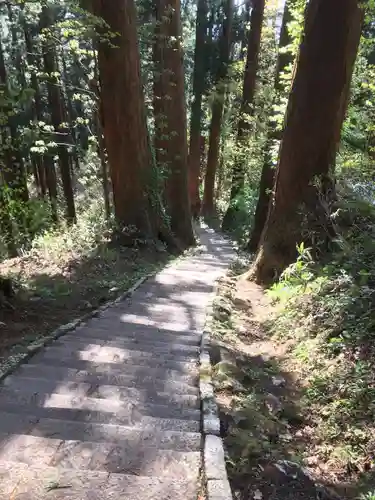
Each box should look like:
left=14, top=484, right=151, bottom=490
left=90, top=0, right=176, bottom=247
left=0, top=33, right=29, bottom=206
left=250, top=0, right=363, bottom=284
left=40, top=6, right=76, bottom=224
left=202, top=0, right=233, bottom=218
left=188, top=0, right=208, bottom=218
left=154, top=0, right=195, bottom=247
left=222, top=0, right=265, bottom=230
left=22, top=12, right=51, bottom=203
left=248, top=0, right=293, bottom=251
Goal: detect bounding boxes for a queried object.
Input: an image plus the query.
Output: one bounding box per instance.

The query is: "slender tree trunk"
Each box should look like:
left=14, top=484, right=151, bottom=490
left=0, top=182, right=17, bottom=258
left=0, top=34, right=29, bottom=205
left=93, top=70, right=111, bottom=220
left=153, top=3, right=164, bottom=174
left=40, top=6, right=76, bottom=225
left=154, top=0, right=195, bottom=247
left=22, top=14, right=51, bottom=203
left=250, top=0, right=363, bottom=284
left=202, top=0, right=233, bottom=218
left=248, top=0, right=294, bottom=251
left=188, top=0, right=208, bottom=218
left=90, top=0, right=176, bottom=247
left=222, top=0, right=265, bottom=230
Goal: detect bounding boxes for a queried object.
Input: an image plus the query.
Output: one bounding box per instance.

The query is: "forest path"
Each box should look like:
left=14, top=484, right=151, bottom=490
left=0, top=225, right=234, bottom=499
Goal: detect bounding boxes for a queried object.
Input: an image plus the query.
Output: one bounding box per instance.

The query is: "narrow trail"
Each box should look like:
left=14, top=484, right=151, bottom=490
left=0, top=226, right=234, bottom=499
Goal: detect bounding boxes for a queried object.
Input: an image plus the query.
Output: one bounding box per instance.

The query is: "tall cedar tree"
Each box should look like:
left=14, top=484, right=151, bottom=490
left=154, top=0, right=195, bottom=247
left=202, top=0, right=233, bottom=217
left=222, top=0, right=265, bottom=230
left=90, top=0, right=178, bottom=249
left=40, top=6, right=76, bottom=224
left=248, top=0, right=293, bottom=250
left=188, top=0, right=208, bottom=218
left=250, top=0, right=363, bottom=284
left=91, top=0, right=154, bottom=236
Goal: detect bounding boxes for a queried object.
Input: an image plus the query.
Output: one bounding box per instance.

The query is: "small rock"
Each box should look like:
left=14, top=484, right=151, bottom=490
left=80, top=300, right=93, bottom=309
left=265, top=393, right=282, bottom=415
left=29, top=296, right=42, bottom=302
left=253, top=489, right=263, bottom=500
left=109, top=287, right=119, bottom=293
left=305, top=455, right=319, bottom=466
left=0, top=322, right=6, bottom=328
left=272, top=375, right=286, bottom=387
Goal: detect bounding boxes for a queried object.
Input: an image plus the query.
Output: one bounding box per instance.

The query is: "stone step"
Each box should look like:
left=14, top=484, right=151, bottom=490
left=12, top=365, right=200, bottom=408
left=0, top=460, right=198, bottom=499
left=69, top=324, right=201, bottom=345
left=0, top=412, right=201, bottom=451
left=10, top=367, right=199, bottom=395
left=0, top=388, right=201, bottom=422
left=0, top=392, right=199, bottom=431
left=0, top=432, right=201, bottom=470
left=0, top=433, right=200, bottom=476
left=31, top=416, right=201, bottom=449
left=37, top=342, right=200, bottom=363
left=63, top=331, right=200, bottom=348
left=49, top=342, right=199, bottom=371
left=27, top=351, right=198, bottom=385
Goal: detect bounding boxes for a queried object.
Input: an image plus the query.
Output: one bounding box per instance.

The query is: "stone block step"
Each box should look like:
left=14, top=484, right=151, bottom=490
left=69, top=325, right=201, bottom=345
left=0, top=412, right=201, bottom=451
left=30, top=416, right=201, bottom=449
left=77, top=318, right=200, bottom=333
left=0, top=433, right=200, bottom=476
left=0, top=432, right=201, bottom=470
left=9, top=367, right=199, bottom=395
left=0, top=387, right=201, bottom=422
left=12, top=364, right=200, bottom=407
left=37, top=342, right=200, bottom=362
left=0, top=460, right=198, bottom=499
left=28, top=350, right=198, bottom=385
left=49, top=341, right=199, bottom=371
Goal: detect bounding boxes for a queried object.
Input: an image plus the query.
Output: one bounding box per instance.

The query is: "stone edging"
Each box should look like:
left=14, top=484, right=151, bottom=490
left=0, top=272, right=153, bottom=384
left=200, top=283, right=233, bottom=500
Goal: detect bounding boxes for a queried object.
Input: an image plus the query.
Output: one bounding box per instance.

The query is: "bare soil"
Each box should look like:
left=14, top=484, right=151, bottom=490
left=0, top=242, right=168, bottom=368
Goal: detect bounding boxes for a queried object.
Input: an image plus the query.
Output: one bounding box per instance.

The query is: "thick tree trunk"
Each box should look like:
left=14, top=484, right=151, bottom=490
left=250, top=0, right=363, bottom=284
left=40, top=6, right=76, bottom=224
left=248, top=0, right=293, bottom=251
left=202, top=0, right=233, bottom=218
left=222, top=0, right=265, bottom=230
left=90, top=0, right=175, bottom=246
left=188, top=0, right=208, bottom=218
left=154, top=0, right=195, bottom=247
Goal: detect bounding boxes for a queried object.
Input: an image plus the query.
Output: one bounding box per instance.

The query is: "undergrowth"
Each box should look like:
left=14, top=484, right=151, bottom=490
left=266, top=189, right=375, bottom=493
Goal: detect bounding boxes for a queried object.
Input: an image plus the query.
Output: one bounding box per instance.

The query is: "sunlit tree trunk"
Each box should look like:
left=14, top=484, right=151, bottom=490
left=90, top=0, right=179, bottom=250
left=154, top=0, right=195, bottom=246
left=250, top=0, right=363, bottom=284
left=248, top=0, right=294, bottom=251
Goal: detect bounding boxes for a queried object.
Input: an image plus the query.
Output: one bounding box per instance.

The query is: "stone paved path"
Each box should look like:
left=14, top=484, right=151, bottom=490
left=0, top=227, right=234, bottom=499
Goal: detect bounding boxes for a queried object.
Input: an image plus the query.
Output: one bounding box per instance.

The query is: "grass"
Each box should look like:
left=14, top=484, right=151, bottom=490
left=0, top=179, right=174, bottom=370
left=209, top=188, right=375, bottom=499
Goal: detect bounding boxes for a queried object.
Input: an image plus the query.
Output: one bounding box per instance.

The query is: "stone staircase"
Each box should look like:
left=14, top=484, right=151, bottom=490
left=0, top=228, right=234, bottom=499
